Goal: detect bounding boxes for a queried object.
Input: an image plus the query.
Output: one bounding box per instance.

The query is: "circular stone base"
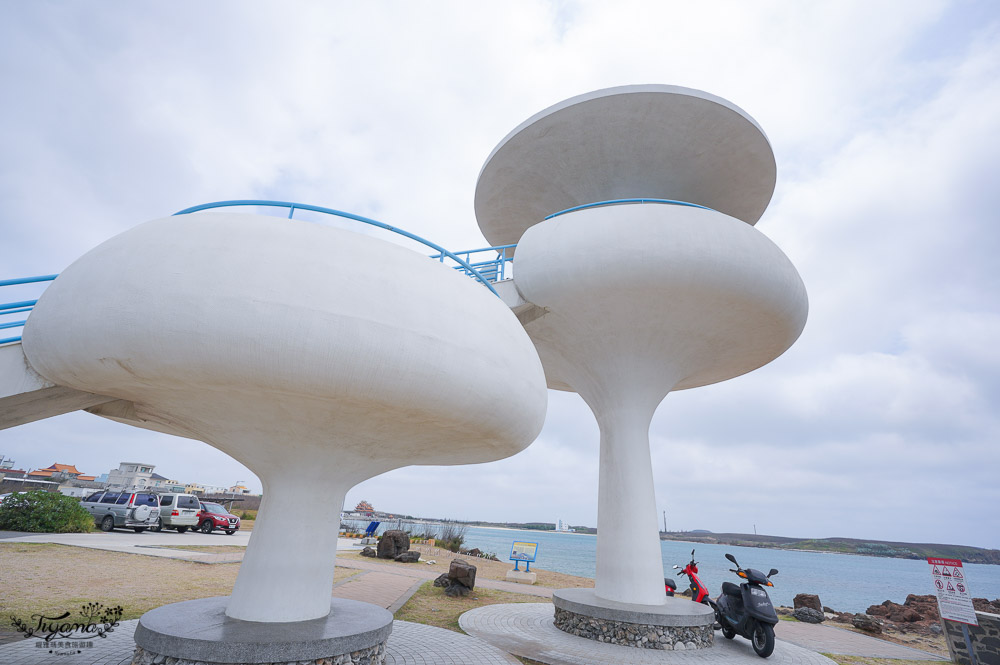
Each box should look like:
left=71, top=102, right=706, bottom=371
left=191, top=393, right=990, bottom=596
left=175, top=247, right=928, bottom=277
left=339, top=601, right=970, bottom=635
left=133, top=596, right=392, bottom=664
left=552, top=588, right=715, bottom=650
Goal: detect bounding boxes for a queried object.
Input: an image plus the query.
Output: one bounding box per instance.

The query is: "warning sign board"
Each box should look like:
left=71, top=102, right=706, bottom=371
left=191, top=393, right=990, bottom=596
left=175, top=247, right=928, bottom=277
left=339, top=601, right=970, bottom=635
left=928, top=557, right=978, bottom=625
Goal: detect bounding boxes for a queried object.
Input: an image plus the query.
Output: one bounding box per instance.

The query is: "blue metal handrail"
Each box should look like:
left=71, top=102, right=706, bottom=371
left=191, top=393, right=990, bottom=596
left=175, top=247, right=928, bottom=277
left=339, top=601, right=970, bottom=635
left=0, top=274, right=58, bottom=345
left=174, top=200, right=501, bottom=296
left=544, top=198, right=712, bottom=220
left=429, top=244, right=516, bottom=283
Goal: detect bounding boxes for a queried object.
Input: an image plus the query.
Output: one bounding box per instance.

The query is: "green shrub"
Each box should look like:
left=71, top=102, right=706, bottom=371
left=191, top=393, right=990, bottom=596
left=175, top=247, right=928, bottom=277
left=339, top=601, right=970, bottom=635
left=239, top=510, right=256, bottom=520
left=0, top=490, right=93, bottom=533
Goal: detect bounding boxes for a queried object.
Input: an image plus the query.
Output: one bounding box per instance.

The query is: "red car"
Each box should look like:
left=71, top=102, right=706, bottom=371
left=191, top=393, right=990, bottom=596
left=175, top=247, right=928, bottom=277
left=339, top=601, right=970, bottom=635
left=197, top=502, right=241, bottom=535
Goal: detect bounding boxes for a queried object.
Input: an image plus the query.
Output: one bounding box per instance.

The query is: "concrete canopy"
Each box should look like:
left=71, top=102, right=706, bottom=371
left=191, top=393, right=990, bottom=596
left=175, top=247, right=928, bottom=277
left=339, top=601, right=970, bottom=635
left=474, top=84, right=777, bottom=250
left=22, top=212, right=548, bottom=622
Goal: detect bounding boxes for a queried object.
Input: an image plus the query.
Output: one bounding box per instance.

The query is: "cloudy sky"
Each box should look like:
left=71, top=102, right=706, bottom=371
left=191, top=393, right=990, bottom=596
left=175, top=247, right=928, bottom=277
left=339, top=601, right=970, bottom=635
left=2, top=1, right=998, bottom=549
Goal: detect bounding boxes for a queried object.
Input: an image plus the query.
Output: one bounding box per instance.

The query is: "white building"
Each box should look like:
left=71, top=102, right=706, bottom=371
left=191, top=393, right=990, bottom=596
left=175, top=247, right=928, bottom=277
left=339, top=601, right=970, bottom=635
left=105, top=462, right=155, bottom=490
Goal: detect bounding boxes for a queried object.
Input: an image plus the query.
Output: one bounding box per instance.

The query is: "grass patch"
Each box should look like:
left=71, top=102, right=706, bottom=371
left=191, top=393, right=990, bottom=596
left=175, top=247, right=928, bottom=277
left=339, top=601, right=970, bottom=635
left=393, top=580, right=547, bottom=632
left=0, top=542, right=358, bottom=627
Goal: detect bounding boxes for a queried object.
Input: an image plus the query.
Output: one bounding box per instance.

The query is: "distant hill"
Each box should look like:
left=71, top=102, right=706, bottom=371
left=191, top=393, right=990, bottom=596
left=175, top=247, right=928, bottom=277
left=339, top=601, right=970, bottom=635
left=660, top=531, right=1000, bottom=565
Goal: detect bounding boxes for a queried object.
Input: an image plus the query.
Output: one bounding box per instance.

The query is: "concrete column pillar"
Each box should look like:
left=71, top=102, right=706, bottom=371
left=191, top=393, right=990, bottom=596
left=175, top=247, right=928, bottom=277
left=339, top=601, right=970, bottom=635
left=226, top=476, right=346, bottom=622
left=593, top=403, right=666, bottom=606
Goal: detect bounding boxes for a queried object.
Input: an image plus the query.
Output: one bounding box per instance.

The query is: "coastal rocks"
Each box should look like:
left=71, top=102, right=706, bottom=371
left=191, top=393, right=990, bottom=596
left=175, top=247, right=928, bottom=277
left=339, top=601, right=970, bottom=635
left=905, top=594, right=939, bottom=620
left=794, top=593, right=823, bottom=612
left=377, top=530, right=410, bottom=559
left=852, top=614, right=883, bottom=634
left=973, top=597, right=1000, bottom=613
left=793, top=607, right=825, bottom=624
left=360, top=546, right=376, bottom=558
left=553, top=608, right=713, bottom=650
left=394, top=550, right=420, bottom=563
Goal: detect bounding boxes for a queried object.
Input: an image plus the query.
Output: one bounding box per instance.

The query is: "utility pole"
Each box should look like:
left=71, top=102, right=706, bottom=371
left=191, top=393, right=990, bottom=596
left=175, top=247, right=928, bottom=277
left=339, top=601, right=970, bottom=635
left=663, top=510, right=667, bottom=533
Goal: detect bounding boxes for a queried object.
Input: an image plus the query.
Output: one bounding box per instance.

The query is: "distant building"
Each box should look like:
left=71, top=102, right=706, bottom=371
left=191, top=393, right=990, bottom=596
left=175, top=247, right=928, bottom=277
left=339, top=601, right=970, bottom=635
left=556, top=519, right=574, bottom=533
left=184, top=483, right=205, bottom=495
left=105, top=462, right=155, bottom=490
left=227, top=483, right=252, bottom=495
left=355, top=500, right=375, bottom=516
left=95, top=473, right=108, bottom=484
left=148, top=473, right=186, bottom=492
left=28, top=463, right=97, bottom=483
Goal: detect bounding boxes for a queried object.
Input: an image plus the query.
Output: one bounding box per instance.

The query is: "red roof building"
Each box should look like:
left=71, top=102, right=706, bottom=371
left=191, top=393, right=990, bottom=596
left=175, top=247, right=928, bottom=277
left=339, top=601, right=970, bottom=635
left=27, top=463, right=96, bottom=482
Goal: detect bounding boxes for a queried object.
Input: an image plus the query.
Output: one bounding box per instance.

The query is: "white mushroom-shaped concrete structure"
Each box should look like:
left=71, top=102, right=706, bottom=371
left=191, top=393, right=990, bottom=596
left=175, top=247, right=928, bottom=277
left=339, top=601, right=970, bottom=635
left=22, top=211, right=547, bottom=623
left=476, top=85, right=808, bottom=609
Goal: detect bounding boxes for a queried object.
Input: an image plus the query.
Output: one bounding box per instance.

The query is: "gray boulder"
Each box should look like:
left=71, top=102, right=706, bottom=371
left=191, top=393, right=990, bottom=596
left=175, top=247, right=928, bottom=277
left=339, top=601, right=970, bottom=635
left=359, top=546, right=376, bottom=558
left=793, top=607, right=825, bottom=624
left=852, top=614, right=883, bottom=634
left=433, top=573, right=450, bottom=588
left=377, top=529, right=410, bottom=559
left=395, top=550, right=420, bottom=563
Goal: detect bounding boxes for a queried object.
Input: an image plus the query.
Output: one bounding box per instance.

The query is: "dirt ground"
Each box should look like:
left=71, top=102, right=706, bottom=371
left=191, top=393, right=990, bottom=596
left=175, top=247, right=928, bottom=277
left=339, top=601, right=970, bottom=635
left=0, top=542, right=359, bottom=627
left=338, top=544, right=594, bottom=589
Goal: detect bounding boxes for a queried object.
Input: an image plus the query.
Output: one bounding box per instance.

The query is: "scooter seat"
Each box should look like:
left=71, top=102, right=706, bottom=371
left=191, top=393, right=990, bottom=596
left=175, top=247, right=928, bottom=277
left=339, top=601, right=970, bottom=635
left=722, top=581, right=742, bottom=597
left=664, top=578, right=677, bottom=590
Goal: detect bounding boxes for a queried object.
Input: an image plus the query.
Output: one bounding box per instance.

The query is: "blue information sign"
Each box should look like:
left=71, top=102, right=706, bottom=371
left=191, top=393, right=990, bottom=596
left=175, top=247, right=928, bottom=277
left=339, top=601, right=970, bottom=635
left=509, top=541, right=539, bottom=571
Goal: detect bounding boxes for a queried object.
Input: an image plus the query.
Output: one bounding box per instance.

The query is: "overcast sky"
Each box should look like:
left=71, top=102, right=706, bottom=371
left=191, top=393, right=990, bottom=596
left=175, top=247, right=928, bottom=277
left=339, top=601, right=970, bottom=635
left=2, top=1, right=998, bottom=549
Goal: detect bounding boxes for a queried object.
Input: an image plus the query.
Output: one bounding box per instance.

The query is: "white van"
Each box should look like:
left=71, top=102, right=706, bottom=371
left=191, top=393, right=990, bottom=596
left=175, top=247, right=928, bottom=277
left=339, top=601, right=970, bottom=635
left=152, top=493, right=202, bottom=532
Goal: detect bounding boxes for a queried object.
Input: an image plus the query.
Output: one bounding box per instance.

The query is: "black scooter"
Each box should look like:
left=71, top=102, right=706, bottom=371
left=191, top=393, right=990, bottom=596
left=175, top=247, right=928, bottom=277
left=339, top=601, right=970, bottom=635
left=714, top=553, right=780, bottom=658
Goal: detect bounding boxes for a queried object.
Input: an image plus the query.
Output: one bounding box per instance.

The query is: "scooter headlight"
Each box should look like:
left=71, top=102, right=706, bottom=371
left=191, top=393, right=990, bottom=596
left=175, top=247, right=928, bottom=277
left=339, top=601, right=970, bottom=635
left=737, top=571, right=747, bottom=578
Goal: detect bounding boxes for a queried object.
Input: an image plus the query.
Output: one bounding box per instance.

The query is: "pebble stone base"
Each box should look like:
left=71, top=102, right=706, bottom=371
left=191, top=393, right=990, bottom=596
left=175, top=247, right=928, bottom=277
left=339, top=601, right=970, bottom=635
left=554, top=607, right=713, bottom=650
left=130, top=643, right=386, bottom=665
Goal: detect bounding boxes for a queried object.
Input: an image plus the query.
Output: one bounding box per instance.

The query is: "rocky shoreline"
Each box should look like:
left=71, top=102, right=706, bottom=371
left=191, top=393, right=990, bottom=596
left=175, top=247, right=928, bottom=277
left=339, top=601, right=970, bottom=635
left=781, top=592, right=1000, bottom=636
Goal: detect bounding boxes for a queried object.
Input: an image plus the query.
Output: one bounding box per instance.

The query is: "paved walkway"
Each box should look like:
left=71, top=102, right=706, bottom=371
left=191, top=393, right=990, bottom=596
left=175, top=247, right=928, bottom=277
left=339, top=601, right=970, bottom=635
left=0, top=530, right=365, bottom=563
left=460, top=603, right=837, bottom=664
left=0, top=620, right=521, bottom=665
left=775, top=620, right=948, bottom=660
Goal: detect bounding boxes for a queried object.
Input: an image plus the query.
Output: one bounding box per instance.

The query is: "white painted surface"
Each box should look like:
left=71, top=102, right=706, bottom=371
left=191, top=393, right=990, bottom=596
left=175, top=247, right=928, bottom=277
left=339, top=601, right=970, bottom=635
left=475, top=84, right=776, bottom=250
left=0, top=342, right=115, bottom=429
left=22, top=212, right=548, bottom=622
left=513, top=204, right=807, bottom=606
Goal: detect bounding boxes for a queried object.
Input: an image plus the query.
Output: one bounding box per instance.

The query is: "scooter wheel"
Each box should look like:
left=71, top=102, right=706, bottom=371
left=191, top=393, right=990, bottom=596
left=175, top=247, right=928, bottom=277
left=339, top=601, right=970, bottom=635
left=720, top=621, right=736, bottom=640
left=751, top=622, right=775, bottom=657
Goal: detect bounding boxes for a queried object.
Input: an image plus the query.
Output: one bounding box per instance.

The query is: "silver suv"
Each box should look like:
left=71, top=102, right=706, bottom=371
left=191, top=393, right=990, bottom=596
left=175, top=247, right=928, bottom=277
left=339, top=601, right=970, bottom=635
left=81, top=491, right=161, bottom=533
left=151, top=493, right=201, bottom=532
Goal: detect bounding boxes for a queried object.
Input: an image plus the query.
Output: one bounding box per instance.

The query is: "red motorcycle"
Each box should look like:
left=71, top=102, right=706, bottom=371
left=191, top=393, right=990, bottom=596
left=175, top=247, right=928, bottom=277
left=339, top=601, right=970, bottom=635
left=665, top=549, right=711, bottom=604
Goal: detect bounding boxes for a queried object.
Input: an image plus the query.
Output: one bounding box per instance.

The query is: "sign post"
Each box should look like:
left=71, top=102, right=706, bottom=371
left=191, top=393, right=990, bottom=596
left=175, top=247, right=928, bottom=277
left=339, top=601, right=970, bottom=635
left=510, top=541, right=539, bottom=571
left=928, top=557, right=978, bottom=665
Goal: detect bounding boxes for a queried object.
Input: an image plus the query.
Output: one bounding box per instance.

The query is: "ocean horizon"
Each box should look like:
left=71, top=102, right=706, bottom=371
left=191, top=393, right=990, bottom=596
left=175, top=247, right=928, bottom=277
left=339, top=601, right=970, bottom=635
left=461, top=526, right=1000, bottom=614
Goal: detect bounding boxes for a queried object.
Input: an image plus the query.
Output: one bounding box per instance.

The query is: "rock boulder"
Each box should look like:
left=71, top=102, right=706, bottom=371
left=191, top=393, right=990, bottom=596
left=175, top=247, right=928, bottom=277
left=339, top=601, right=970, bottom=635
left=793, top=607, right=825, bottom=624
left=377, top=530, right=410, bottom=559
left=449, top=559, right=477, bottom=590
left=794, top=593, right=823, bottom=612
left=359, top=546, right=376, bottom=558
left=395, top=550, right=420, bottom=563
left=852, top=614, right=883, bottom=634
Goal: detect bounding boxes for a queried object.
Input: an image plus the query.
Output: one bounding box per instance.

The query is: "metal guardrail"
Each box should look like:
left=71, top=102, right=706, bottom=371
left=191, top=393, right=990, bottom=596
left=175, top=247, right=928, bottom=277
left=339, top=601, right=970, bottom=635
left=174, top=200, right=502, bottom=296
left=1, top=202, right=519, bottom=346
left=544, top=198, right=712, bottom=220
left=429, top=244, right=516, bottom=283
left=0, top=275, right=58, bottom=345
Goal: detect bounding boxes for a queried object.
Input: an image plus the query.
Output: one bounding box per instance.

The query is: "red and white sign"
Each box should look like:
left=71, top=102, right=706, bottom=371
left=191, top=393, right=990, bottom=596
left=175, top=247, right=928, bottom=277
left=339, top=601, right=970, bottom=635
left=928, top=557, right=978, bottom=625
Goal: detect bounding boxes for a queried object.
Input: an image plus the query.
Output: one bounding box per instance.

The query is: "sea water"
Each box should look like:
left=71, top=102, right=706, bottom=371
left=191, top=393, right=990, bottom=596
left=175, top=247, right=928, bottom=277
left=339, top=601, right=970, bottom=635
left=462, top=526, right=1000, bottom=613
